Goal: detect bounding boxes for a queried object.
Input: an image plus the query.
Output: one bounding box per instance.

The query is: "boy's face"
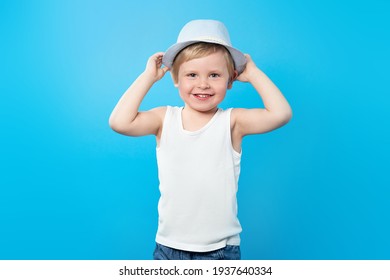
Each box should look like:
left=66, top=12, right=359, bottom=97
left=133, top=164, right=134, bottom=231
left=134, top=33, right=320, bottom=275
left=175, top=51, right=232, bottom=113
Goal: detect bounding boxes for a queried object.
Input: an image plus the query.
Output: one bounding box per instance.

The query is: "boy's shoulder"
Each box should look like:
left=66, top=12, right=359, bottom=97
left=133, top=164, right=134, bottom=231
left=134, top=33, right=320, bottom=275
left=150, top=106, right=168, bottom=118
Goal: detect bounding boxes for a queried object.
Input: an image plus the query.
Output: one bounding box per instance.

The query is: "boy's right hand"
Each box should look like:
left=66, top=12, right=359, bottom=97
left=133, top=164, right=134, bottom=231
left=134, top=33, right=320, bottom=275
left=144, top=52, right=169, bottom=82
left=109, top=52, right=168, bottom=137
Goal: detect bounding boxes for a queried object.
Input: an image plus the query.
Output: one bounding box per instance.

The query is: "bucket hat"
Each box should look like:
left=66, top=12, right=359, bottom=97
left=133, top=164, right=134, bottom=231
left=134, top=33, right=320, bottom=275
left=162, top=19, right=247, bottom=74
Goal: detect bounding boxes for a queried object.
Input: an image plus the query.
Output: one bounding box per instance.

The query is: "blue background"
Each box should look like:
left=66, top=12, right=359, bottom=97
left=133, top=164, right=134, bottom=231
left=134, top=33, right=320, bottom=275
left=1, top=0, right=389, bottom=260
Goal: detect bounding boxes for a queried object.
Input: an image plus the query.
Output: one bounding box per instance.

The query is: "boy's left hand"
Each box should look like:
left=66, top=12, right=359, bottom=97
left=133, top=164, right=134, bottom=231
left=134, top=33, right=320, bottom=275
left=236, top=54, right=259, bottom=83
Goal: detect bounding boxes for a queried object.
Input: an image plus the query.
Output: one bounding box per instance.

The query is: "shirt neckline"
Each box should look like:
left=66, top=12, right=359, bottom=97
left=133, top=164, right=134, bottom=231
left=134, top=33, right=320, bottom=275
left=179, top=107, right=222, bottom=135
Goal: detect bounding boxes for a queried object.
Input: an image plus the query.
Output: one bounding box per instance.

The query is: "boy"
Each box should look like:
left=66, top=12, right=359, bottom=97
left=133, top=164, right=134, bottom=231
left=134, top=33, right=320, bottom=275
left=109, top=20, right=292, bottom=260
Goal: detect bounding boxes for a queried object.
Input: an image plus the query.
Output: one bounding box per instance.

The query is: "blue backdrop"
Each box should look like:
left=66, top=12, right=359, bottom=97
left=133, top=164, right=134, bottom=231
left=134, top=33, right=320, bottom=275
left=1, top=0, right=389, bottom=260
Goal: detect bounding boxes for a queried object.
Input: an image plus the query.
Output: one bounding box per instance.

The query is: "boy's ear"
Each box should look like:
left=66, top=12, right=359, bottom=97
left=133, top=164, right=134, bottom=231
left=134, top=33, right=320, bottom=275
left=227, top=70, right=239, bottom=89
left=170, top=72, right=179, bottom=87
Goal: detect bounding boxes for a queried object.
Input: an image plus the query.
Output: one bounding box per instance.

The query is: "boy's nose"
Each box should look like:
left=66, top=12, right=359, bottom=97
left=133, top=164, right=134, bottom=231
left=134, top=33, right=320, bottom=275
left=198, top=78, right=210, bottom=89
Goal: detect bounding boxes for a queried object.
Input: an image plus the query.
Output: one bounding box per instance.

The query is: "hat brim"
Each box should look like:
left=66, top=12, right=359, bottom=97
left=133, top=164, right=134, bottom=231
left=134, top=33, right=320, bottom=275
left=162, top=40, right=247, bottom=75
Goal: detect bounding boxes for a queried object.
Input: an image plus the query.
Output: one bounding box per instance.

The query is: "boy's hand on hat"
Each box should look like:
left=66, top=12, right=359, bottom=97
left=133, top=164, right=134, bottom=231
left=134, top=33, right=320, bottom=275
left=144, top=52, right=169, bottom=82
left=236, top=54, right=259, bottom=83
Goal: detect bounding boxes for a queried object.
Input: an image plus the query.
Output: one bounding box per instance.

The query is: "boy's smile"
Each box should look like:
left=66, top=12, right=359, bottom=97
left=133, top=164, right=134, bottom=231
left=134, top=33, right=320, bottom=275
left=176, top=51, right=232, bottom=113
left=193, top=93, right=214, bottom=100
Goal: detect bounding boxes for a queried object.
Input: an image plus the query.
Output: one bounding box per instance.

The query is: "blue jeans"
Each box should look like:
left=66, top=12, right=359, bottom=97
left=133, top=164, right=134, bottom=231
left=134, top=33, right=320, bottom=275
left=153, top=243, right=241, bottom=260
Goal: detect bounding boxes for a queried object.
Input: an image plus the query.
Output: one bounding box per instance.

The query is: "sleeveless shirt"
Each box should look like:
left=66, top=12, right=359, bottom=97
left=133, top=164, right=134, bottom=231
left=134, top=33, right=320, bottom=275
left=155, top=106, right=242, bottom=252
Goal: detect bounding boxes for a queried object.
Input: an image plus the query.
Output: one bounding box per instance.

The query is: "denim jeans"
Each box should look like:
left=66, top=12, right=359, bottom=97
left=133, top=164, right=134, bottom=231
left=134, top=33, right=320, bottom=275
left=153, top=243, right=241, bottom=260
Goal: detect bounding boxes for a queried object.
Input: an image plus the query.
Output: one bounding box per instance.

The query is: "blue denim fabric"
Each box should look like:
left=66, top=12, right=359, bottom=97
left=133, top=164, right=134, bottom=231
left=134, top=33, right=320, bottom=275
left=153, top=243, right=241, bottom=260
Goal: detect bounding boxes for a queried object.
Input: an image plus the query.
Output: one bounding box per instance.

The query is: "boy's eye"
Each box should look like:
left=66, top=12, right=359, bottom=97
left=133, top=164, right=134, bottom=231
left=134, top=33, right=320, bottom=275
left=210, top=73, right=220, bottom=78
left=187, top=73, right=197, bottom=78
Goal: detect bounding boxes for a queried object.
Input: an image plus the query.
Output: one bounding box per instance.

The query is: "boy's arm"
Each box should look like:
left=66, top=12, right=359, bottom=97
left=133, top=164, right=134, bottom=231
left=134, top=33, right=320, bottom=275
left=232, top=54, right=292, bottom=137
left=109, top=52, right=168, bottom=136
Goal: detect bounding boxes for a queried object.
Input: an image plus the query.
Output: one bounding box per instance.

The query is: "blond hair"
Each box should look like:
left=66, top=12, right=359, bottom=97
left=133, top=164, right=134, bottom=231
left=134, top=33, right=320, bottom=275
left=171, top=42, right=236, bottom=84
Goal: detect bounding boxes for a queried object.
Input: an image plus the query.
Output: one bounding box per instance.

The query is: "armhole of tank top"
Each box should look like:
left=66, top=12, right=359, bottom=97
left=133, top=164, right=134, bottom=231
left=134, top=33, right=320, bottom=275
left=156, top=106, right=171, bottom=151
left=227, top=108, right=242, bottom=158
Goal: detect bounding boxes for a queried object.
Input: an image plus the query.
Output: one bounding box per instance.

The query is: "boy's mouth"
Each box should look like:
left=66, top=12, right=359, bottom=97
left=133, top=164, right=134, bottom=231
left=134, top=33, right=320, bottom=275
left=192, top=93, right=214, bottom=100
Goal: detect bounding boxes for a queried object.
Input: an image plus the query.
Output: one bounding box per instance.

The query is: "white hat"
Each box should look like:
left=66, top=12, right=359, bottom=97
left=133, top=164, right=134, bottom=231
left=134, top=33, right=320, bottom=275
left=162, top=19, right=247, bottom=74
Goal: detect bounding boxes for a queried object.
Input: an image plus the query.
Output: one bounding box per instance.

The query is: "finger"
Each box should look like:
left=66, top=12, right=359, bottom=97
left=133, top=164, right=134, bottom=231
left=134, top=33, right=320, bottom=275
left=244, top=54, right=251, bottom=62
left=154, top=52, right=165, bottom=59
left=161, top=66, right=169, bottom=74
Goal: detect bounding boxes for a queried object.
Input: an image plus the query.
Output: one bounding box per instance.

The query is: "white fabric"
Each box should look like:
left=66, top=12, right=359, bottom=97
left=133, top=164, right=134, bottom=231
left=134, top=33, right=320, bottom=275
left=155, top=106, right=242, bottom=252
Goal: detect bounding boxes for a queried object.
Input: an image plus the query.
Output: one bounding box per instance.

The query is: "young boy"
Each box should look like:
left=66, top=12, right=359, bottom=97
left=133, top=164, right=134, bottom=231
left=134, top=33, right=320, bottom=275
left=109, top=20, right=292, bottom=260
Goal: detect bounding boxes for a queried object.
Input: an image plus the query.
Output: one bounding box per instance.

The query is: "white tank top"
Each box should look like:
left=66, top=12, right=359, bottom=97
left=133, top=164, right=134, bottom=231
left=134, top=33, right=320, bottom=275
left=155, top=106, right=242, bottom=252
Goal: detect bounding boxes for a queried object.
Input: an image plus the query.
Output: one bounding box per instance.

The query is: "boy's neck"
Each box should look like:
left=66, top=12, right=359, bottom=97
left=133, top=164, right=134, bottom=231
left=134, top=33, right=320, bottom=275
left=181, top=106, right=219, bottom=131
